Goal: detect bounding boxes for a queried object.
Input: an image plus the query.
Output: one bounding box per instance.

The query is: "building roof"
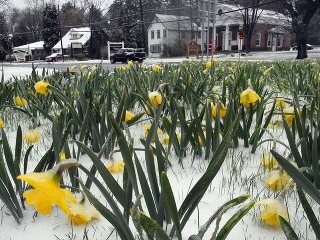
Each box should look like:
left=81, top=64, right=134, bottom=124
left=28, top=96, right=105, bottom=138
left=14, top=41, right=44, bottom=51
left=215, top=3, right=289, bottom=26
left=53, top=27, right=91, bottom=50
left=150, top=14, right=199, bottom=31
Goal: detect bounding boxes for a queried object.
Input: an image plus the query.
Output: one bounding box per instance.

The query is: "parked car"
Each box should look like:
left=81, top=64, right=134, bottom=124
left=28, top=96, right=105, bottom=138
left=45, top=53, right=70, bottom=62
left=110, top=48, right=146, bottom=63
left=290, top=44, right=314, bottom=51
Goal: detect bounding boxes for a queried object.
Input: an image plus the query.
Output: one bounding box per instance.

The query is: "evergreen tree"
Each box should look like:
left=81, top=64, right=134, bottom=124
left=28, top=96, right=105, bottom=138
left=0, top=11, right=10, bottom=61
left=42, top=4, right=60, bottom=55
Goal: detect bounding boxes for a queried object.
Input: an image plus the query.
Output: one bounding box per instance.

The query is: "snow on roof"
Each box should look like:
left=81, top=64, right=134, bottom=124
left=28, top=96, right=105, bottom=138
left=153, top=14, right=199, bottom=31
left=216, top=3, right=289, bottom=26
left=14, top=41, right=44, bottom=50
left=53, top=27, right=91, bottom=50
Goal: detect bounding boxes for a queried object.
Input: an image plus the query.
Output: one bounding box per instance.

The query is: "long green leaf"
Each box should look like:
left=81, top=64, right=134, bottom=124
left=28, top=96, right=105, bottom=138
left=271, top=150, right=320, bottom=204
left=279, top=216, right=299, bottom=240
left=75, top=141, right=126, bottom=207
left=215, top=201, right=255, bottom=240
left=161, top=172, right=182, bottom=240
left=78, top=177, right=134, bottom=240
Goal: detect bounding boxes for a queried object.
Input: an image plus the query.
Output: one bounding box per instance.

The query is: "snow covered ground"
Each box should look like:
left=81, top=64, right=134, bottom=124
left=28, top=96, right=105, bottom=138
left=0, top=52, right=319, bottom=240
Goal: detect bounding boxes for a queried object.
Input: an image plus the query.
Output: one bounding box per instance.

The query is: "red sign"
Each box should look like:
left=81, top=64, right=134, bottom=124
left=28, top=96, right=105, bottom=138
left=239, top=28, right=244, bottom=40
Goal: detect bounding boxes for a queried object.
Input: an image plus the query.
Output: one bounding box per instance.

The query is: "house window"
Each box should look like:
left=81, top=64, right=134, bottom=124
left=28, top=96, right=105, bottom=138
left=150, top=44, right=161, bottom=53
left=70, top=33, right=80, bottom=40
left=151, top=30, right=154, bottom=39
left=267, top=34, right=272, bottom=47
left=157, top=30, right=160, bottom=39
left=256, top=32, right=261, bottom=47
left=163, top=29, right=167, bottom=38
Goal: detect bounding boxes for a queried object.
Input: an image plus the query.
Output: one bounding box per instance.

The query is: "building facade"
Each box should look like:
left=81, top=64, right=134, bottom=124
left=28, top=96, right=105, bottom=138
left=147, top=14, right=201, bottom=57
left=147, top=4, right=291, bottom=57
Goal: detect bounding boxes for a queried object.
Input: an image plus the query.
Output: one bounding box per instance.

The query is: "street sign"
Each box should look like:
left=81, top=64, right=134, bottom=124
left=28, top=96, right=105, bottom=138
left=239, top=28, right=244, bottom=40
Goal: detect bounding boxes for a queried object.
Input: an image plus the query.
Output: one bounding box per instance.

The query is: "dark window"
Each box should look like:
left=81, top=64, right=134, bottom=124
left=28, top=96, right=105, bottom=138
left=157, top=30, right=160, bottom=39
left=163, top=29, right=167, bottom=38
left=151, top=30, right=154, bottom=39
left=150, top=44, right=162, bottom=53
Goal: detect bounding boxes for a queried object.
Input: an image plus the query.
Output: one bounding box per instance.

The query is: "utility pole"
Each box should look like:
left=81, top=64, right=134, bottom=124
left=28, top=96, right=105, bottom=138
left=211, top=0, right=216, bottom=59
left=58, top=4, right=64, bottom=62
left=89, top=4, right=93, bottom=59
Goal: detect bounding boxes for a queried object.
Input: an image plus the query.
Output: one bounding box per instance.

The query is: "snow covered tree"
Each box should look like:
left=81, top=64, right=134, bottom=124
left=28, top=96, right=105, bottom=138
left=42, top=4, right=60, bottom=55
left=280, top=0, right=320, bottom=59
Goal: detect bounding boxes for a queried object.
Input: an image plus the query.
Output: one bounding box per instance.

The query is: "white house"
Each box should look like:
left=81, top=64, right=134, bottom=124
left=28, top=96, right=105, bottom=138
left=13, top=41, right=45, bottom=61
left=147, top=14, right=201, bottom=57
left=53, top=27, right=91, bottom=57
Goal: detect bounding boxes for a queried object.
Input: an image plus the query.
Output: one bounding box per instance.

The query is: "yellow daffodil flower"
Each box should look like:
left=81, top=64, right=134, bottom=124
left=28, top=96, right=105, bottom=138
left=268, top=119, right=282, bottom=129
left=265, top=170, right=292, bottom=191
left=34, top=81, right=49, bottom=95
left=17, top=171, right=76, bottom=215
left=263, top=67, right=273, bottom=76
left=283, top=107, right=295, bottom=125
left=70, top=66, right=77, bottom=71
left=87, top=72, right=92, bottom=79
left=161, top=134, right=181, bottom=144
left=121, top=65, right=126, bottom=71
left=106, top=161, right=125, bottom=173
left=203, top=69, right=207, bottom=75
left=206, top=61, right=212, bottom=68
left=141, top=124, right=163, bottom=135
left=125, top=110, right=135, bottom=122
left=128, top=60, right=134, bottom=67
left=149, top=91, right=162, bottom=108
left=80, top=65, right=88, bottom=71
left=256, top=198, right=289, bottom=227
left=60, top=150, right=66, bottom=161
left=0, top=119, right=4, bottom=128
left=275, top=98, right=286, bottom=108
left=211, top=57, right=215, bottom=62
left=68, top=201, right=99, bottom=224
left=261, top=152, right=279, bottom=169
left=153, top=64, right=161, bottom=72
left=14, top=96, right=28, bottom=107
left=212, top=103, right=227, bottom=118
left=177, top=68, right=181, bottom=74
left=198, top=135, right=204, bottom=147
left=240, top=88, right=261, bottom=107
left=23, top=129, right=40, bottom=143
left=90, top=65, right=97, bottom=71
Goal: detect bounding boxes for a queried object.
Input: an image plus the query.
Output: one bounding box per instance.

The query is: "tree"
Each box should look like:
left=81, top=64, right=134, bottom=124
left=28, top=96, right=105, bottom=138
left=42, top=3, right=60, bottom=55
left=234, top=0, right=264, bottom=53
left=0, top=11, right=10, bottom=61
left=280, top=0, right=320, bottom=59
left=60, top=2, right=85, bottom=35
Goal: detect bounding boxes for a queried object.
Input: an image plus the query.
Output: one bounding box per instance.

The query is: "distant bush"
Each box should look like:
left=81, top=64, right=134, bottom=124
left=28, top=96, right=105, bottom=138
left=75, top=53, right=85, bottom=61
